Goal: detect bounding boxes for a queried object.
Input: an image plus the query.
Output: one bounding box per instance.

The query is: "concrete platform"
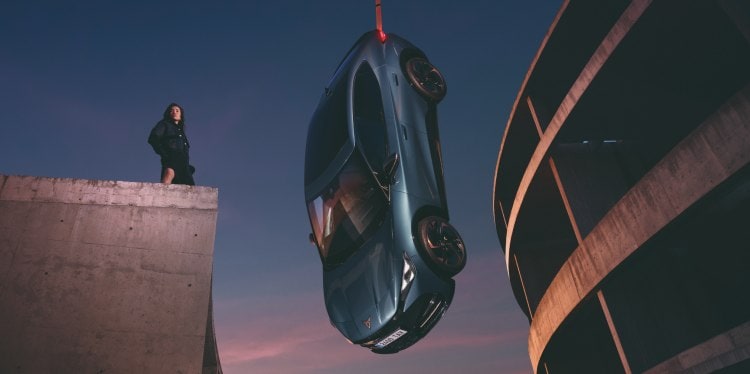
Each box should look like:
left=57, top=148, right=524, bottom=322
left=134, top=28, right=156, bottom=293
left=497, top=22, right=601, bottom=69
left=0, top=175, right=221, bottom=373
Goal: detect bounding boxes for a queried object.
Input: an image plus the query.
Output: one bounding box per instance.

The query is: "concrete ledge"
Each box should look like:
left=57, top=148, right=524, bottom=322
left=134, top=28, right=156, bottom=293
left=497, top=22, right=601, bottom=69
left=0, top=175, right=218, bottom=210
left=0, top=174, right=221, bottom=373
left=527, top=84, right=750, bottom=371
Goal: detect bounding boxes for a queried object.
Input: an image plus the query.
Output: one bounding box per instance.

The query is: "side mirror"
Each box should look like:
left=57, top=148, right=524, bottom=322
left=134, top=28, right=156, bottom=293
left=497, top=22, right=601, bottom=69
left=381, top=153, right=400, bottom=185
left=309, top=233, right=317, bottom=246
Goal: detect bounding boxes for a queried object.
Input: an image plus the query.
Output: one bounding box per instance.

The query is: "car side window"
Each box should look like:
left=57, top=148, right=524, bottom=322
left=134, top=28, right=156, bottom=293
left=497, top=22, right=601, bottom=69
left=353, top=63, right=388, bottom=171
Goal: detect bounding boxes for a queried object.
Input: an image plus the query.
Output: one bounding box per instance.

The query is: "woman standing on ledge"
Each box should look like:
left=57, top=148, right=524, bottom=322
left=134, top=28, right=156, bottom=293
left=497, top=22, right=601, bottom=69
left=147, top=103, right=195, bottom=185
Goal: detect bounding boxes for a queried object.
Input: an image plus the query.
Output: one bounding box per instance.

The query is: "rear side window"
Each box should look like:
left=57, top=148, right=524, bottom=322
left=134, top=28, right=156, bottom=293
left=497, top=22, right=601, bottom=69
left=353, top=63, right=388, bottom=171
left=305, top=75, right=350, bottom=185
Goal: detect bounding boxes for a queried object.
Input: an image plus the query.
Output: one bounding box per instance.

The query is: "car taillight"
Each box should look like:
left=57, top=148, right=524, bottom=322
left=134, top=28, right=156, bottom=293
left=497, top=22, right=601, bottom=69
left=378, top=30, right=387, bottom=43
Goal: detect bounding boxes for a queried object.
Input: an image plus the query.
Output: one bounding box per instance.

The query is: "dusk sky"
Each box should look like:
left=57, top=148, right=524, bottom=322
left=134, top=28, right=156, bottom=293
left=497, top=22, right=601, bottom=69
left=1, top=1, right=562, bottom=373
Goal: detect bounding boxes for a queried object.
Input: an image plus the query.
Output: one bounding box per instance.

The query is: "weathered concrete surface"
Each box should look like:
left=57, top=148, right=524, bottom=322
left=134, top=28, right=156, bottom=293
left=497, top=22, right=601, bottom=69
left=0, top=175, right=221, bottom=373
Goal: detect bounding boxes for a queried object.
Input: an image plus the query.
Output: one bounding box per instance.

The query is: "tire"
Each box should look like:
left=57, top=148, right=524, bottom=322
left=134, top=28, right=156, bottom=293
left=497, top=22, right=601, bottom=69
left=416, top=216, right=466, bottom=277
left=404, top=57, right=447, bottom=102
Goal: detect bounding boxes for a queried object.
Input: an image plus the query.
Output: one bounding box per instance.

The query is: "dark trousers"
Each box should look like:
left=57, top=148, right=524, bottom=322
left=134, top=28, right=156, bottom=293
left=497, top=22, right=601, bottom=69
left=161, top=163, right=195, bottom=186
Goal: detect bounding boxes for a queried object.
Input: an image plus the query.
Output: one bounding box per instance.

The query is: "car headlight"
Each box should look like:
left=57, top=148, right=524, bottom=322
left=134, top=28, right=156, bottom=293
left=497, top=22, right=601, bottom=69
left=401, top=254, right=416, bottom=300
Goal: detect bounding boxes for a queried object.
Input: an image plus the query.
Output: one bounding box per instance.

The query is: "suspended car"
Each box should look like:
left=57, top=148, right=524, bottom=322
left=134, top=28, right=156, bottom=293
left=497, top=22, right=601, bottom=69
left=304, top=28, right=466, bottom=354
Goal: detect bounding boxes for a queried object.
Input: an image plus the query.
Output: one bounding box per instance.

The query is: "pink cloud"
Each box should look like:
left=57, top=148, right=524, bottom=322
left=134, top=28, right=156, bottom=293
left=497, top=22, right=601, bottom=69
left=410, top=328, right=527, bottom=353
left=215, top=290, right=367, bottom=370
left=220, top=323, right=335, bottom=364
left=214, top=248, right=532, bottom=373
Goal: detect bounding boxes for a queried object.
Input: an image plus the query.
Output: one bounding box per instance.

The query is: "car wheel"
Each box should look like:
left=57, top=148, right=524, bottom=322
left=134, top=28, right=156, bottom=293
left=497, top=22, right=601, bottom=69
left=416, top=216, right=466, bottom=277
left=405, top=57, right=447, bottom=102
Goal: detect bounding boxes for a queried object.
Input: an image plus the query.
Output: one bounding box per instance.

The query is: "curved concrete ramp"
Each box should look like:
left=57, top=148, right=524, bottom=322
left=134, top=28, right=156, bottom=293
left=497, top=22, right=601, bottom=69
left=0, top=175, right=222, bottom=373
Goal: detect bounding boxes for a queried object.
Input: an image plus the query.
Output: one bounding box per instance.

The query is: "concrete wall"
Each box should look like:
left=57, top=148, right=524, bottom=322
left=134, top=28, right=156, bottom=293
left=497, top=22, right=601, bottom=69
left=0, top=175, right=221, bottom=374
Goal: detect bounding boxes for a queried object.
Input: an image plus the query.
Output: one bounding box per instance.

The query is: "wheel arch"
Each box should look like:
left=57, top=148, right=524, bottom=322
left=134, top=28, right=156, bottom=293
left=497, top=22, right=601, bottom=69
left=399, top=48, right=428, bottom=74
left=411, top=205, right=449, bottom=239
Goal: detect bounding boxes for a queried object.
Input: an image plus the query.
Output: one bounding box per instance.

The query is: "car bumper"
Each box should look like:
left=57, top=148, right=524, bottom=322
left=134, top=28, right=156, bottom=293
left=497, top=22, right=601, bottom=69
left=357, top=293, right=449, bottom=354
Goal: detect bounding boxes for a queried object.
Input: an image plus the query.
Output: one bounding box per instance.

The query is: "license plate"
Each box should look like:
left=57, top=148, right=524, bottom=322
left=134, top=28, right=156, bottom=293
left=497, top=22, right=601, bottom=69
left=374, top=329, right=407, bottom=349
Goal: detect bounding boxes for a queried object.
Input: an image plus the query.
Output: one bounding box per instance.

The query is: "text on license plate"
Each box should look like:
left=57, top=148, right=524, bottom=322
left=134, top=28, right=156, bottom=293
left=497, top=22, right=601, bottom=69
left=374, top=329, right=407, bottom=349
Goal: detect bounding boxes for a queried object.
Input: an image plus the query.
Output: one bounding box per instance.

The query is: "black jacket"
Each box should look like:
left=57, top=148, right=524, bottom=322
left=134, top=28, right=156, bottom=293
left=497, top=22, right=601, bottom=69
left=148, top=119, right=190, bottom=169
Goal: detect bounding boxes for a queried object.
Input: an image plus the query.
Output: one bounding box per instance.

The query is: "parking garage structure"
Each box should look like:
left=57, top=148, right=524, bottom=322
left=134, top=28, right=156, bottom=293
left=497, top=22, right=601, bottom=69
left=492, top=0, right=750, bottom=372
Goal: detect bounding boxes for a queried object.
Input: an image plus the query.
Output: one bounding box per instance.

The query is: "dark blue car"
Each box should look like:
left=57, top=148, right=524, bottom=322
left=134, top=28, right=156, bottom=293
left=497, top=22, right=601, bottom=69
left=304, top=29, right=466, bottom=353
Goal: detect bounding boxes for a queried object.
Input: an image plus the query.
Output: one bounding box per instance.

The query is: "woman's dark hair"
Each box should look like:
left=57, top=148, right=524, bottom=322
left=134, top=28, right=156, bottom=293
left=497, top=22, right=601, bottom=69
left=162, top=102, right=185, bottom=125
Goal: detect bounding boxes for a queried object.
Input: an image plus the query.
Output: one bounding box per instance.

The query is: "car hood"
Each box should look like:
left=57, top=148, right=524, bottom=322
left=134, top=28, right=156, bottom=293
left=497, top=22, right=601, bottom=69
left=323, top=220, right=401, bottom=343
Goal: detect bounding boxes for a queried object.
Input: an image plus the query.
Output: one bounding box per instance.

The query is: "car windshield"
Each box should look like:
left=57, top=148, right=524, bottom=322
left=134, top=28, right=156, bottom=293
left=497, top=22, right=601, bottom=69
left=307, top=152, right=387, bottom=269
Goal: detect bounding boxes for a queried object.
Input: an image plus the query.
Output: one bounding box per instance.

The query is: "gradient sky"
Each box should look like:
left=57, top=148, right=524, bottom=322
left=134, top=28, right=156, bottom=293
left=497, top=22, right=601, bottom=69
left=1, top=1, right=562, bottom=373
